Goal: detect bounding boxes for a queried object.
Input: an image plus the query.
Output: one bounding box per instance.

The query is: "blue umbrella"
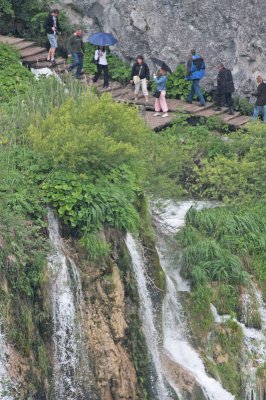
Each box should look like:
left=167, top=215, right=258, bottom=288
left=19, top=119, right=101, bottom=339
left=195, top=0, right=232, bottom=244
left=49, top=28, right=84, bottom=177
left=87, top=32, right=118, bottom=46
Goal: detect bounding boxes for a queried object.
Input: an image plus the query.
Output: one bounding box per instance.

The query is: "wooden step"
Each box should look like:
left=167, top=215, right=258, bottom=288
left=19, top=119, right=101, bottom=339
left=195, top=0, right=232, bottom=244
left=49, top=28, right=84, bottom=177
left=98, top=81, right=122, bottom=93
left=222, top=112, right=241, bottom=122
left=227, top=115, right=250, bottom=126
left=0, top=35, right=25, bottom=45
left=194, top=107, right=227, bottom=117
left=145, top=111, right=173, bottom=131
left=14, top=41, right=35, bottom=50
left=22, top=51, right=49, bottom=63
left=29, top=58, right=66, bottom=69
left=20, top=46, right=47, bottom=58
left=112, top=88, right=132, bottom=99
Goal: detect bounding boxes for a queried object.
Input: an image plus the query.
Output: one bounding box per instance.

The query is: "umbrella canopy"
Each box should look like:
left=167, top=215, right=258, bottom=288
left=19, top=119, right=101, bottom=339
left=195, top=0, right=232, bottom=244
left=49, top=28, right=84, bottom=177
left=87, top=32, right=118, bottom=46
left=151, top=57, right=172, bottom=74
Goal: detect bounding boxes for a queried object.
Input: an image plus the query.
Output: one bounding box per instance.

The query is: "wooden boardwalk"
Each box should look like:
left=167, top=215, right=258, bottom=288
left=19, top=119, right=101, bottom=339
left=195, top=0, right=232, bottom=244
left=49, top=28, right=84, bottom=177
left=0, top=34, right=251, bottom=131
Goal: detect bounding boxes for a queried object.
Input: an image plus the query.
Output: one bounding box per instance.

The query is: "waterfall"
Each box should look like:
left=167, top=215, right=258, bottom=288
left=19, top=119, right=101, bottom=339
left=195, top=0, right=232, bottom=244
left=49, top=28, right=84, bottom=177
left=0, top=321, right=14, bottom=400
left=153, top=200, right=235, bottom=400
left=125, top=234, right=177, bottom=400
left=242, top=285, right=266, bottom=400
left=47, top=208, right=91, bottom=400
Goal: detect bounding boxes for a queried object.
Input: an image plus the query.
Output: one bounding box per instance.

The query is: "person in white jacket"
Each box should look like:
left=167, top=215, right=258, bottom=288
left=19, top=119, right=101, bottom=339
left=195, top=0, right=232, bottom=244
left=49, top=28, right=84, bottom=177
left=93, top=46, right=109, bottom=88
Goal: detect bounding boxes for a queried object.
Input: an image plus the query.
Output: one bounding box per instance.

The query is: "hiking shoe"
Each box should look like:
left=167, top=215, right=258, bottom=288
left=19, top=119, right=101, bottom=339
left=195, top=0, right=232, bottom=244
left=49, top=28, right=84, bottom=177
left=186, top=100, right=192, bottom=104
left=153, top=112, right=160, bottom=117
left=161, top=113, right=169, bottom=118
left=50, top=60, right=56, bottom=66
left=213, top=106, right=222, bottom=111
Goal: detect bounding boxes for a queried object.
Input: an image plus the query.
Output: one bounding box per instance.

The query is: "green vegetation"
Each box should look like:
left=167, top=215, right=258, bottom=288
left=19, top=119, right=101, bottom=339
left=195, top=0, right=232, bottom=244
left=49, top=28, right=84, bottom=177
left=0, top=43, right=33, bottom=102
left=166, top=64, right=212, bottom=100
left=209, top=320, right=243, bottom=398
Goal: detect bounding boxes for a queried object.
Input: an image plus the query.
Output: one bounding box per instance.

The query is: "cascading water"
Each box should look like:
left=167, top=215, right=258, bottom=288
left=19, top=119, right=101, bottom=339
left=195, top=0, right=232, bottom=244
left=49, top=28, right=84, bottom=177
left=47, top=208, right=91, bottom=400
left=125, top=233, right=177, bottom=400
left=153, top=200, right=235, bottom=400
left=0, top=320, right=14, bottom=400
left=241, top=284, right=266, bottom=400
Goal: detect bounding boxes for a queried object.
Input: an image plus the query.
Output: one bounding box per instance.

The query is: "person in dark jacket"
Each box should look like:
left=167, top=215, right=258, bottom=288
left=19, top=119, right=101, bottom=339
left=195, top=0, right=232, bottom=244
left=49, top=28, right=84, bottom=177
left=66, top=28, right=85, bottom=79
left=252, top=75, right=266, bottom=122
left=44, top=9, right=61, bottom=65
left=130, top=55, right=150, bottom=102
left=213, top=62, right=235, bottom=115
left=186, top=50, right=206, bottom=106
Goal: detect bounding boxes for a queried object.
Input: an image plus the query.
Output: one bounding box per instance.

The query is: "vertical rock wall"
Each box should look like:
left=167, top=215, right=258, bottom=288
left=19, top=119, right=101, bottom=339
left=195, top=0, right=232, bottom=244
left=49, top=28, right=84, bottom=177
left=56, top=0, right=266, bottom=94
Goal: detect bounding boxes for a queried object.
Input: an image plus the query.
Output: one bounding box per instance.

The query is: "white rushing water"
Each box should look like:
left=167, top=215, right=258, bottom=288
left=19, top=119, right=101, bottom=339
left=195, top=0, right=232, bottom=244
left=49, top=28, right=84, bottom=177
left=153, top=200, right=235, bottom=400
left=0, top=321, right=14, bottom=400
left=47, top=208, right=90, bottom=400
left=125, top=233, right=175, bottom=400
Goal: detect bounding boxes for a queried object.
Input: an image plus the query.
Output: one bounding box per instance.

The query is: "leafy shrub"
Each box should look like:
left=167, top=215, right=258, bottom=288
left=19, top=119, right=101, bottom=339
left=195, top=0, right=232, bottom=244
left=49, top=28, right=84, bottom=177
left=233, top=96, right=254, bottom=116
left=42, top=166, right=140, bottom=235
left=0, top=43, right=33, bottom=102
left=166, top=64, right=212, bottom=101
left=28, top=91, right=149, bottom=172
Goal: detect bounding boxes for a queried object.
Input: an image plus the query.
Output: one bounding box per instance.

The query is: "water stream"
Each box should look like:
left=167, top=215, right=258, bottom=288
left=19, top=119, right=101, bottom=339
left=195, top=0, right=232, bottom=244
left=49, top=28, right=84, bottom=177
left=0, top=320, right=14, bottom=400
left=47, top=208, right=91, bottom=400
left=153, top=200, right=235, bottom=400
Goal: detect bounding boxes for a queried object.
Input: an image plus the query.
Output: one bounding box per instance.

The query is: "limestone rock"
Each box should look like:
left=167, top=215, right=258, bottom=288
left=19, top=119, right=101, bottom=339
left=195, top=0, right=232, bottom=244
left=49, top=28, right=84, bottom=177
left=56, top=0, right=266, bottom=95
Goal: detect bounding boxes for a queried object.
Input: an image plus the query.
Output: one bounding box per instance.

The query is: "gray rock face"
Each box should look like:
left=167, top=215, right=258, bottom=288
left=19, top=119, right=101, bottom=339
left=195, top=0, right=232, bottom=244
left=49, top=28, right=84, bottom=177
left=57, top=0, right=266, bottom=95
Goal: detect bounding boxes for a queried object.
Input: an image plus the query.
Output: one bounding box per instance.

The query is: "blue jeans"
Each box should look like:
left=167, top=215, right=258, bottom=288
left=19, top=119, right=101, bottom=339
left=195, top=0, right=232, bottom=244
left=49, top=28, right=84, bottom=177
left=187, top=79, right=205, bottom=105
left=252, top=105, right=266, bottom=122
left=67, top=52, right=83, bottom=77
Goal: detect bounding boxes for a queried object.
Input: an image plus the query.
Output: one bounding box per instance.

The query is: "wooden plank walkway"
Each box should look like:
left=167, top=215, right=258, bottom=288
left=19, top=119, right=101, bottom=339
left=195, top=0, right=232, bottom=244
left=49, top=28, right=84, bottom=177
left=0, top=34, right=252, bottom=131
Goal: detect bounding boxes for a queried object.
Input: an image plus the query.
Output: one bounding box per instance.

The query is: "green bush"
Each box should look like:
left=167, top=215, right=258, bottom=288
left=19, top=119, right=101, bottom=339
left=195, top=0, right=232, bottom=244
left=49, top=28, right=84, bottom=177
left=28, top=91, right=149, bottom=172
left=0, top=43, right=33, bottom=102
left=166, top=64, right=211, bottom=101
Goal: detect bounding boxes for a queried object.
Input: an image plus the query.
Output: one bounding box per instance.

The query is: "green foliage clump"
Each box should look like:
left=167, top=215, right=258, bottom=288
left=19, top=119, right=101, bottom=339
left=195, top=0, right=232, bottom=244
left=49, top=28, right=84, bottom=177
left=166, top=64, right=211, bottom=101
left=187, top=285, right=214, bottom=336
left=28, top=92, right=149, bottom=172
left=42, top=166, right=140, bottom=234
left=233, top=96, right=254, bottom=115
left=83, top=43, right=131, bottom=84
left=0, top=43, right=33, bottom=102
left=0, top=207, right=48, bottom=297
left=210, top=320, right=243, bottom=398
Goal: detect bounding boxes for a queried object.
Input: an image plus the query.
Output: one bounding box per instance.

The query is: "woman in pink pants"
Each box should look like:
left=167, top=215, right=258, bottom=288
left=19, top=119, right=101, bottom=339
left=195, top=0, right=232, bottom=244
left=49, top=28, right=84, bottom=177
left=153, top=67, right=168, bottom=118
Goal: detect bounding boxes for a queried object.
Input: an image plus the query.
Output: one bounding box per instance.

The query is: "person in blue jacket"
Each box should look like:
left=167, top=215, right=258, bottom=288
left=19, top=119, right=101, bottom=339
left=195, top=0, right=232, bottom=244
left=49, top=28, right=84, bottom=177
left=186, top=50, right=206, bottom=106
left=153, top=66, right=169, bottom=118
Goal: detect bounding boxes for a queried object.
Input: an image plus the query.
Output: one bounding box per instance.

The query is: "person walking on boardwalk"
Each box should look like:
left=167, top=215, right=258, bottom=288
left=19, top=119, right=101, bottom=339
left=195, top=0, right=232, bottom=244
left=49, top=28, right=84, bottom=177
left=66, top=28, right=85, bottom=79
left=186, top=49, right=206, bottom=106
left=213, top=62, right=235, bottom=115
left=153, top=66, right=169, bottom=118
left=44, top=9, right=61, bottom=66
left=93, top=46, right=109, bottom=88
left=252, top=75, right=266, bottom=122
left=130, top=55, right=150, bottom=102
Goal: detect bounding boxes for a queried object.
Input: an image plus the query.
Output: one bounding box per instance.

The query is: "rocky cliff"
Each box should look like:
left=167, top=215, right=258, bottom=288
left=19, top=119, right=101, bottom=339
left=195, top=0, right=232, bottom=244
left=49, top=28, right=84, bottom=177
left=55, top=0, right=266, bottom=94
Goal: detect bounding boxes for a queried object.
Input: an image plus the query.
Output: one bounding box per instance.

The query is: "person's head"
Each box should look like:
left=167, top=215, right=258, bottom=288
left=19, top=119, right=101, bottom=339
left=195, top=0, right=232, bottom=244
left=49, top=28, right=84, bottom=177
left=75, top=28, right=83, bottom=36
left=159, top=67, right=167, bottom=75
left=188, top=49, right=196, bottom=58
left=98, top=46, right=106, bottom=52
left=51, top=9, right=59, bottom=16
left=217, top=62, right=224, bottom=71
left=256, top=75, right=263, bottom=85
left=136, top=55, right=144, bottom=65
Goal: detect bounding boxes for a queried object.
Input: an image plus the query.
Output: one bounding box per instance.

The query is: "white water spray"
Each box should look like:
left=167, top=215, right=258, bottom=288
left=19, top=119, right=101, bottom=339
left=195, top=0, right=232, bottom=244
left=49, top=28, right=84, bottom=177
left=47, top=208, right=90, bottom=400
left=0, top=321, right=14, bottom=400
left=154, top=200, right=235, bottom=400
left=125, top=233, right=175, bottom=399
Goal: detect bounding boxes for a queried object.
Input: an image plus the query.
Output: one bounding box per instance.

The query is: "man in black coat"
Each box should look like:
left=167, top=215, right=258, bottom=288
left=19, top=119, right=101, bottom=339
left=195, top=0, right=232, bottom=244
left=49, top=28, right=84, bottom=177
left=44, top=9, right=61, bottom=65
left=213, top=62, right=235, bottom=115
